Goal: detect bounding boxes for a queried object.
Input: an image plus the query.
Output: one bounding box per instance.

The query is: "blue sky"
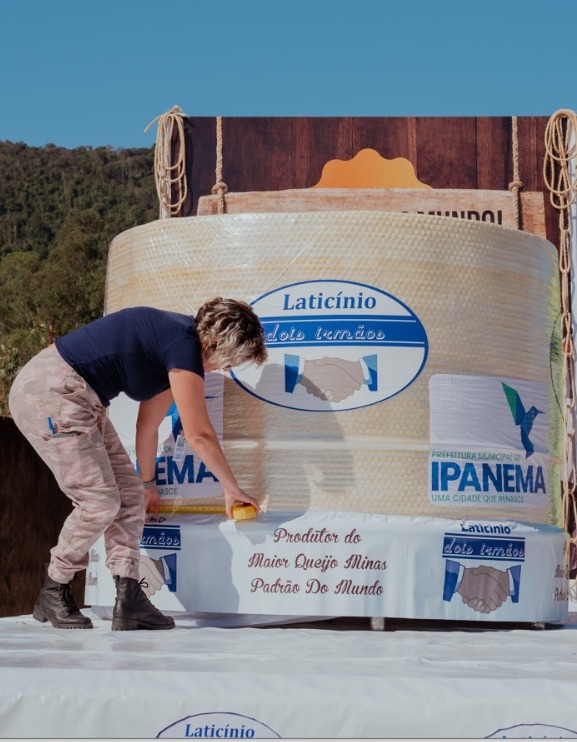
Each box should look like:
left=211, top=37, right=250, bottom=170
left=0, top=0, right=575, bottom=149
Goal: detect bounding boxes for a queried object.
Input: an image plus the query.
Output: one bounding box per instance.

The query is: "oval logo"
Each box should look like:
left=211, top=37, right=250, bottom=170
left=233, top=279, right=428, bottom=412
left=156, top=712, right=281, bottom=738
left=486, top=723, right=577, bottom=738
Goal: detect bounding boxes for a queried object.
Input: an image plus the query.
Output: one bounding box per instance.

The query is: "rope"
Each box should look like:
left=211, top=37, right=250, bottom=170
left=144, top=105, right=188, bottom=218
left=211, top=116, right=228, bottom=214
left=544, top=109, right=577, bottom=579
left=508, top=116, right=525, bottom=229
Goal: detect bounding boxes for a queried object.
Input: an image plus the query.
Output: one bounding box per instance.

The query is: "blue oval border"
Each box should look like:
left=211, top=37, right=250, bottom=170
left=231, top=279, right=429, bottom=412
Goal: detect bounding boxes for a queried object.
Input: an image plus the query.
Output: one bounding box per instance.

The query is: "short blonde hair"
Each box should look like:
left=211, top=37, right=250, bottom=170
left=195, top=297, right=268, bottom=369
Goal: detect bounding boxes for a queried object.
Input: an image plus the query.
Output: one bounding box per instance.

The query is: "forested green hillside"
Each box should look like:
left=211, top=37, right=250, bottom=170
left=0, top=140, right=157, bottom=414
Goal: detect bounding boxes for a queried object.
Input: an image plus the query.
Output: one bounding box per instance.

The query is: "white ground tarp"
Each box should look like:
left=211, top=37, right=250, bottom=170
left=1, top=609, right=577, bottom=739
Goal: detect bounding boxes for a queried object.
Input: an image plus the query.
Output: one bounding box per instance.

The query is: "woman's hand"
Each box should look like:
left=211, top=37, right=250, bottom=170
left=145, top=484, right=160, bottom=514
left=169, top=369, right=260, bottom=516
left=223, top=487, right=261, bottom=519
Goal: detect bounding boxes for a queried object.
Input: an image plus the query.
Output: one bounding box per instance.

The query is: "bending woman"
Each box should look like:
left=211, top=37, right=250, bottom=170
left=9, top=298, right=268, bottom=631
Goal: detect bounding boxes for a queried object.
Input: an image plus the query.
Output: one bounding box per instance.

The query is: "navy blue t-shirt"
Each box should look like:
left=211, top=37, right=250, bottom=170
left=55, top=307, right=204, bottom=406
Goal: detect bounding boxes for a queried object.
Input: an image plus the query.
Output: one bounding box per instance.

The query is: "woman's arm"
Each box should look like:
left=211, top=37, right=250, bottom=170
left=136, top=388, right=174, bottom=513
left=168, top=368, right=261, bottom=518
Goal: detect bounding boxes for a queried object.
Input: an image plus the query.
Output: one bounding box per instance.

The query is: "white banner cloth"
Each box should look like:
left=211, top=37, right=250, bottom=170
left=85, top=511, right=568, bottom=624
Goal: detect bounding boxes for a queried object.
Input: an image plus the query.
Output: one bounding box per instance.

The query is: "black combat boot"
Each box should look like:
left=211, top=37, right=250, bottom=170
left=32, top=568, right=93, bottom=629
left=111, top=576, right=175, bottom=631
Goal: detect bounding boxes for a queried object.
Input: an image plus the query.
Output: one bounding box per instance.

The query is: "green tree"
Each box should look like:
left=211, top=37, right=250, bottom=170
left=0, top=251, right=49, bottom=413
left=37, top=209, right=107, bottom=336
left=0, top=140, right=157, bottom=414
left=0, top=250, right=43, bottom=332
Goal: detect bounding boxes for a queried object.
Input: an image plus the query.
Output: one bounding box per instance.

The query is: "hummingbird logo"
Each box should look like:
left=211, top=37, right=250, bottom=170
left=501, top=382, right=543, bottom=457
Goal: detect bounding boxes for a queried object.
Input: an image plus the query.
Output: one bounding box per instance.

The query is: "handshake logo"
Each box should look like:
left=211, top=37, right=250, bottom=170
left=442, top=532, right=523, bottom=614
left=443, top=560, right=521, bottom=614
left=284, top=353, right=378, bottom=403
left=138, top=553, right=178, bottom=597
left=238, top=279, right=429, bottom=413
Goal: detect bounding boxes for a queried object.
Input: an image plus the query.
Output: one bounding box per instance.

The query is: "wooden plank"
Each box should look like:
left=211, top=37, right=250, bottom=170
left=186, top=118, right=216, bottom=217
left=196, top=187, right=546, bottom=237
left=292, top=118, right=354, bottom=187
left=518, top=116, right=544, bottom=191
left=223, top=117, right=294, bottom=193
left=476, top=117, right=510, bottom=190
left=416, top=117, right=477, bottom=188
left=352, top=117, right=419, bottom=173
left=520, top=191, right=547, bottom=238
left=518, top=116, right=559, bottom=246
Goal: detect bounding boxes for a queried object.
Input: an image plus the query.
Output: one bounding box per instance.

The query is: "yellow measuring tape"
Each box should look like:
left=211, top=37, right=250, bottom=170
left=155, top=503, right=258, bottom=520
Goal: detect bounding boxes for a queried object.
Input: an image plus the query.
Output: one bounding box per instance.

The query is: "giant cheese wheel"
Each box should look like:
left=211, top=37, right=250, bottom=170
left=105, top=212, right=562, bottom=525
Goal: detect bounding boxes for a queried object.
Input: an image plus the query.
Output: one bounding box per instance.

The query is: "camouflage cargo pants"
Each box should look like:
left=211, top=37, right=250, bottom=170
left=9, top=344, right=144, bottom=583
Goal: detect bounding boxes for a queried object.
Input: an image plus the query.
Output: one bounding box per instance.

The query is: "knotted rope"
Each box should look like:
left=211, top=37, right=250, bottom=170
left=544, top=109, right=577, bottom=575
left=144, top=105, right=188, bottom=218
left=508, top=116, right=525, bottom=229
left=211, top=116, right=228, bottom=214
